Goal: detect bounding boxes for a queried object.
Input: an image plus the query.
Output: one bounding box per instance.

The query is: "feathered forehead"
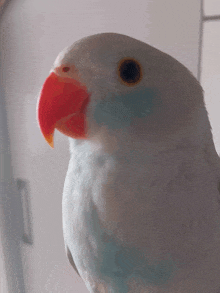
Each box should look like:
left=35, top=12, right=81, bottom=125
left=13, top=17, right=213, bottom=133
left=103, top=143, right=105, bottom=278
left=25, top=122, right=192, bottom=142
left=52, top=32, right=201, bottom=96
left=53, top=33, right=158, bottom=69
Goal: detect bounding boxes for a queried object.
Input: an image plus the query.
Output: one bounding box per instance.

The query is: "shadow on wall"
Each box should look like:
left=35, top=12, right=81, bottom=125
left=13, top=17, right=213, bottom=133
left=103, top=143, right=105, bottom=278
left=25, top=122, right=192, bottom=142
left=0, top=25, right=29, bottom=290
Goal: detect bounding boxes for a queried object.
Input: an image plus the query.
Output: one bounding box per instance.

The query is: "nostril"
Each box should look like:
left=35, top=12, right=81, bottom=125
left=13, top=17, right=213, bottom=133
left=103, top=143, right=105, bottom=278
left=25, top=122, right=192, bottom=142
left=62, top=66, right=70, bottom=72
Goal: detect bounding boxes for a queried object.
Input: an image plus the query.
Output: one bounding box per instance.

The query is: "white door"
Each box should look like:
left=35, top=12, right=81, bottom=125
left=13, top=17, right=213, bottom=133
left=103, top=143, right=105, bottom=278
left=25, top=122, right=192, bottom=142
left=0, top=0, right=201, bottom=292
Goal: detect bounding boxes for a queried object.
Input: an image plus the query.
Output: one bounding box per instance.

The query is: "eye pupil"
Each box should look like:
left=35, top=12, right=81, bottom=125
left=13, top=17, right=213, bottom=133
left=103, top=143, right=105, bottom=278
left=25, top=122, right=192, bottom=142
left=62, top=66, right=70, bottom=72
left=118, top=59, right=141, bottom=85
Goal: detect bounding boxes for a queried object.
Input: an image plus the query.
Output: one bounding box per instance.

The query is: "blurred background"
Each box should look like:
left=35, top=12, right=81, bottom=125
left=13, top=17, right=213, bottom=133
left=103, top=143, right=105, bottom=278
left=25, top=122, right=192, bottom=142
left=0, top=0, right=219, bottom=292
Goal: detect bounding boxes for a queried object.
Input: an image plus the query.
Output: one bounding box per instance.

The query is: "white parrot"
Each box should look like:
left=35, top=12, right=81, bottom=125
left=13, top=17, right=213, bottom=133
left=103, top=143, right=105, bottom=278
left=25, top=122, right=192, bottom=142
left=37, top=33, right=220, bottom=293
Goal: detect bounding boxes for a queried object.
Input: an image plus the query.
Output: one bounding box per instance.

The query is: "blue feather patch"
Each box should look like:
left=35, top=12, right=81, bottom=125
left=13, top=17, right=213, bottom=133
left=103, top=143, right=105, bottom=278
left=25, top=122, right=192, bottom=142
left=94, top=87, right=161, bottom=130
left=78, top=207, right=178, bottom=292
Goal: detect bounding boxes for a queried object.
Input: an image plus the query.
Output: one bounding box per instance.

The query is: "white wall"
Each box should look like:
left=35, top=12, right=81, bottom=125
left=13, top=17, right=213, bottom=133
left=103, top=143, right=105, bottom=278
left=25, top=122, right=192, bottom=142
left=0, top=0, right=201, bottom=292
left=201, top=20, right=220, bottom=154
left=0, top=235, right=8, bottom=293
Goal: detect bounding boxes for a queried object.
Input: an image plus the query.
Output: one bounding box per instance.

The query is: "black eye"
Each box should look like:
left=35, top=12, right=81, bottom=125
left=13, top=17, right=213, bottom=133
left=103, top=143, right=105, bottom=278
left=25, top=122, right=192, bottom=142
left=62, top=66, right=70, bottom=72
left=118, top=58, right=142, bottom=85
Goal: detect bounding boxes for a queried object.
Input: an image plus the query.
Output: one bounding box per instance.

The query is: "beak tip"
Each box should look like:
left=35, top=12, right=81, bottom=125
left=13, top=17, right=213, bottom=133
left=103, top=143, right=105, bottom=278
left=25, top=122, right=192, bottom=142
left=49, top=142, right=54, bottom=149
left=45, top=133, right=54, bottom=148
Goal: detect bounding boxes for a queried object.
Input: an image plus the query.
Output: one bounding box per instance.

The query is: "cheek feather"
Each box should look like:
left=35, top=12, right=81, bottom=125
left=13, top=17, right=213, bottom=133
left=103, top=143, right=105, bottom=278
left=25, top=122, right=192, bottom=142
left=93, top=88, right=161, bottom=130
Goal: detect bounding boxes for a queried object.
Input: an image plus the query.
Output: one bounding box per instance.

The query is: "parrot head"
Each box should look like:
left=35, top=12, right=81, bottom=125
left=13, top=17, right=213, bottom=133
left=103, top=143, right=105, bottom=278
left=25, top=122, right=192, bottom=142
left=37, top=33, right=206, bottom=148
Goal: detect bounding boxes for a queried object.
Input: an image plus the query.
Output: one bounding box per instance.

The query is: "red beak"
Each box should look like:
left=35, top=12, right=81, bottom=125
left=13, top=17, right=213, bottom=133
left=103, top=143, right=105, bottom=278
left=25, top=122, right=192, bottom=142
left=37, top=72, right=90, bottom=148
